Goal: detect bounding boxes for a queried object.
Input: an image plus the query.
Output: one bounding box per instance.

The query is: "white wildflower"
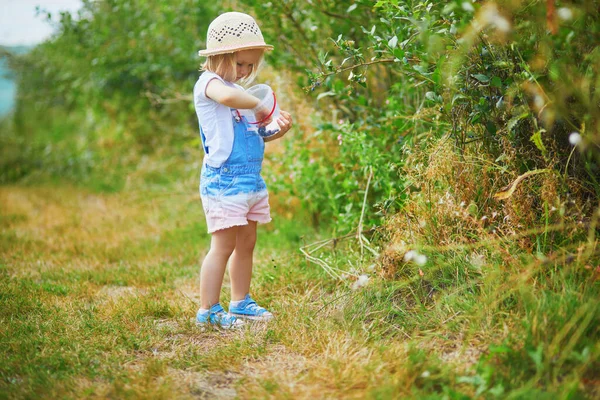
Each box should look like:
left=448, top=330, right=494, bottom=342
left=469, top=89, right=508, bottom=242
left=404, top=250, right=417, bottom=262
left=421, top=370, right=431, bottom=378
left=462, top=2, right=475, bottom=12
left=470, top=253, right=485, bottom=267
left=569, top=132, right=582, bottom=146
left=480, top=4, right=511, bottom=33
left=492, top=15, right=511, bottom=32
left=405, top=250, right=427, bottom=266
left=534, top=95, right=545, bottom=109
left=415, top=254, right=428, bottom=266
left=352, top=274, right=370, bottom=290
left=558, top=7, right=573, bottom=21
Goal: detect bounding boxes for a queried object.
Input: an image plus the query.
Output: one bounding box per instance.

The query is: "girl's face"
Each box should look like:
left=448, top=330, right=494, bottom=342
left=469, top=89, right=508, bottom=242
left=235, top=49, right=263, bottom=81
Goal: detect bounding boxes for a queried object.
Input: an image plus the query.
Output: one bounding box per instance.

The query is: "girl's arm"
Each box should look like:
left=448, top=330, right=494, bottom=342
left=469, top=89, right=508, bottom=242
left=205, top=78, right=273, bottom=125
left=205, top=78, right=259, bottom=109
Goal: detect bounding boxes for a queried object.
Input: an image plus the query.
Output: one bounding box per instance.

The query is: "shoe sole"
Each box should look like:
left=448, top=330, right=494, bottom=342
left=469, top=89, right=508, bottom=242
left=229, top=313, right=273, bottom=321
left=195, top=321, right=245, bottom=330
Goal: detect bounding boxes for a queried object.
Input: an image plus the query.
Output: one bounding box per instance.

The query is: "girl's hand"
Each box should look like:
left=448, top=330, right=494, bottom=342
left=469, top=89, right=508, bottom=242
left=254, top=106, right=273, bottom=127
left=276, top=111, right=293, bottom=135
left=263, top=110, right=293, bottom=142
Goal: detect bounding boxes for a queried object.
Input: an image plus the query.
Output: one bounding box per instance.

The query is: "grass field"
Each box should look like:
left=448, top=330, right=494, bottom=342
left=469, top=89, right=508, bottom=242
left=0, top=184, right=318, bottom=398
left=2, top=182, right=598, bottom=399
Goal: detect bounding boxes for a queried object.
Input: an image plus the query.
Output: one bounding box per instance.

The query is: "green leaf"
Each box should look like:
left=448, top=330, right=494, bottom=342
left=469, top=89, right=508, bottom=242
left=489, top=344, right=512, bottom=353
left=316, top=91, right=336, bottom=101
left=528, top=344, right=544, bottom=372
left=443, top=3, right=457, bottom=14
left=496, top=96, right=504, bottom=109
left=452, top=93, right=467, bottom=105
left=413, top=64, right=428, bottom=75
left=467, top=203, right=478, bottom=216
left=507, top=112, right=530, bottom=131
left=530, top=128, right=548, bottom=156
left=489, top=384, right=505, bottom=396
left=472, top=74, right=490, bottom=83
left=490, top=76, right=502, bottom=88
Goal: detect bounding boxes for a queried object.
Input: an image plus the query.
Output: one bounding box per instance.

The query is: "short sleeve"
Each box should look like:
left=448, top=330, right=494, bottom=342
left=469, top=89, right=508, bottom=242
left=195, top=71, right=226, bottom=103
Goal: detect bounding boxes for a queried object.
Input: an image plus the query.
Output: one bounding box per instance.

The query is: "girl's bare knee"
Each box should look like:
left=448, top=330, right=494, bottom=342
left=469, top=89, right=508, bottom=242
left=236, top=235, right=256, bottom=254
left=211, top=242, right=236, bottom=257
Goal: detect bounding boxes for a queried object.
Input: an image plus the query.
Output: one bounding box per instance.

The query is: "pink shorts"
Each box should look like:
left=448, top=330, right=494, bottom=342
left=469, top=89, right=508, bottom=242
left=200, top=189, right=271, bottom=233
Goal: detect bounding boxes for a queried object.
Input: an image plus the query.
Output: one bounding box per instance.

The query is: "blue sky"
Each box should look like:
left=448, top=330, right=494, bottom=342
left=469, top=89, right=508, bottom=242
left=1, top=0, right=82, bottom=46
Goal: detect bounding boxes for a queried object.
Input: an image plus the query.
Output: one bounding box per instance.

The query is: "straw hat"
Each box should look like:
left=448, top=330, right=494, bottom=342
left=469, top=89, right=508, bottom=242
left=198, top=12, right=274, bottom=57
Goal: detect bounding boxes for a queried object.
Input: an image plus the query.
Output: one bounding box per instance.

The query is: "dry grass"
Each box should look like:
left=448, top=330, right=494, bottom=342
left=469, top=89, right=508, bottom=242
left=380, top=134, right=593, bottom=277
left=2, top=182, right=597, bottom=399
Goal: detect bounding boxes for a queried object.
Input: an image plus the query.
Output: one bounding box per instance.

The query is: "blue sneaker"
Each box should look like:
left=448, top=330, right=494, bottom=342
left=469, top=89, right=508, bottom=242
left=196, top=303, right=244, bottom=329
left=229, top=294, right=273, bottom=321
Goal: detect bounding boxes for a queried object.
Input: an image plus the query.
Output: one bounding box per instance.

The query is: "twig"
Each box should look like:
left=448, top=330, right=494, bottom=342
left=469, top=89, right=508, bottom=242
left=357, top=166, right=374, bottom=258
left=299, top=246, right=341, bottom=279
left=358, top=234, right=379, bottom=258
left=493, top=168, right=551, bottom=200
left=318, top=58, right=397, bottom=80
left=441, top=311, right=462, bottom=325
left=299, top=169, right=380, bottom=277
left=299, top=228, right=378, bottom=278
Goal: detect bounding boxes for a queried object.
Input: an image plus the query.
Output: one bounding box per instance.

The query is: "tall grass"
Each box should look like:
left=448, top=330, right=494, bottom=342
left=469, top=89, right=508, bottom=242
left=2, top=182, right=598, bottom=398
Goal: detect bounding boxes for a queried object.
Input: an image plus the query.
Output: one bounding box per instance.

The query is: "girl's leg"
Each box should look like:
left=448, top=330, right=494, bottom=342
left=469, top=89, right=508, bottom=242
left=229, top=221, right=257, bottom=301
left=200, top=226, right=238, bottom=309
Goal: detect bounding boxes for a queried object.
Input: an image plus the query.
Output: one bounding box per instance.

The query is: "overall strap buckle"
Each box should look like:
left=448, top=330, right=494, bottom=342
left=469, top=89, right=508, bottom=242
left=231, top=109, right=242, bottom=123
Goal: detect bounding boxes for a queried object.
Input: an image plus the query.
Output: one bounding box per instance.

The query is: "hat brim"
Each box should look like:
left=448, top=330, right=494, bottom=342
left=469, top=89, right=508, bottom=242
left=198, top=43, right=274, bottom=57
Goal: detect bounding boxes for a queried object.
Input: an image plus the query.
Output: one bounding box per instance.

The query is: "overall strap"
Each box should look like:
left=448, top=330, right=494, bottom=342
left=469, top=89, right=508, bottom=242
left=231, top=108, right=242, bottom=122
left=199, top=126, right=209, bottom=155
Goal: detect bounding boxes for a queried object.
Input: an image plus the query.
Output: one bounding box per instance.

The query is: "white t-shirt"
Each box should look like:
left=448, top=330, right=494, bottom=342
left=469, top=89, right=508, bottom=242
left=193, top=71, right=241, bottom=168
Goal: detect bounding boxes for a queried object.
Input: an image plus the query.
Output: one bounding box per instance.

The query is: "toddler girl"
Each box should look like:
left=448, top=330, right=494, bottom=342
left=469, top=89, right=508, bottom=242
left=193, top=12, right=293, bottom=328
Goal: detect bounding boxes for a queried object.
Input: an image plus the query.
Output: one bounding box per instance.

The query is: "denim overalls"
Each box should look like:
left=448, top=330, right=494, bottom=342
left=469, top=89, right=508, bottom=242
left=199, top=109, right=271, bottom=233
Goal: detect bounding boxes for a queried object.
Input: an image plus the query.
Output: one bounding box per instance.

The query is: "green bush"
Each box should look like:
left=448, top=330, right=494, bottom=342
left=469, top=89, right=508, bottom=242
left=242, top=0, right=599, bottom=232
left=0, top=0, right=221, bottom=189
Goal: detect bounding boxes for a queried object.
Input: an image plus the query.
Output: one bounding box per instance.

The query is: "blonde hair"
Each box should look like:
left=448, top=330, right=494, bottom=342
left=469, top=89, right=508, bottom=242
left=201, top=51, right=264, bottom=86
